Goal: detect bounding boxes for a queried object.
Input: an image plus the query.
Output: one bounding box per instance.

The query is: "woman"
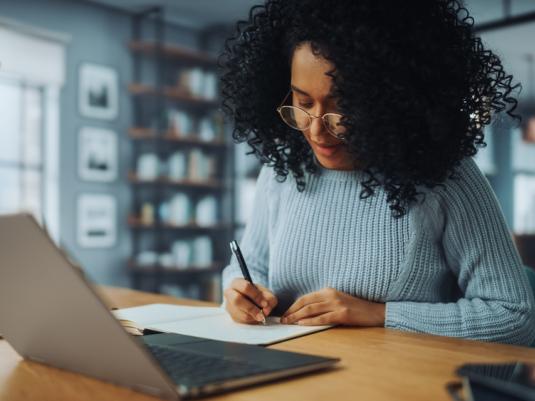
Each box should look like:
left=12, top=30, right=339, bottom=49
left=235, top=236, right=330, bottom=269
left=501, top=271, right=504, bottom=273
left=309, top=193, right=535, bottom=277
left=219, top=0, right=535, bottom=345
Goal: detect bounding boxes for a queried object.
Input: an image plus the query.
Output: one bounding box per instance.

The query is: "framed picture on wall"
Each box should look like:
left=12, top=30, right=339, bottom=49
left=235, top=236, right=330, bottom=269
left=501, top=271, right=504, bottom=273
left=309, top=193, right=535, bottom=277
left=78, top=126, right=118, bottom=182
left=78, top=63, right=119, bottom=120
left=77, top=194, right=117, bottom=248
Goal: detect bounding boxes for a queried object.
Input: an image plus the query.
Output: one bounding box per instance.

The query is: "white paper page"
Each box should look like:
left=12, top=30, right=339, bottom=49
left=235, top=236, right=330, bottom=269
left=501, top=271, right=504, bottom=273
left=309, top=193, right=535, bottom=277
left=112, top=304, right=223, bottom=327
left=149, top=314, right=332, bottom=345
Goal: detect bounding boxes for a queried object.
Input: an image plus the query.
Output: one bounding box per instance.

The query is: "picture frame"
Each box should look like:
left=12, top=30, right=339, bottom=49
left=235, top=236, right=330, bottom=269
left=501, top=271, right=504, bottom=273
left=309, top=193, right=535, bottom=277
left=77, top=194, right=117, bottom=248
left=78, top=126, right=118, bottom=182
left=78, top=63, right=119, bottom=120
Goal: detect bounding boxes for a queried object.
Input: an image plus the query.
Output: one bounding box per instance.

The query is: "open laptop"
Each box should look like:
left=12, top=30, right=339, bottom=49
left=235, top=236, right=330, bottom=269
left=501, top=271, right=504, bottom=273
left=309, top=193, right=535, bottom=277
left=0, top=214, right=339, bottom=399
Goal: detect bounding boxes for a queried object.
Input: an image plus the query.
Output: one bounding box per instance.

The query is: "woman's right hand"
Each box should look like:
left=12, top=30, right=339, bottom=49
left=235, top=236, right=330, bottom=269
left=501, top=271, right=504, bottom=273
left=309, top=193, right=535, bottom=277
left=224, top=278, right=278, bottom=324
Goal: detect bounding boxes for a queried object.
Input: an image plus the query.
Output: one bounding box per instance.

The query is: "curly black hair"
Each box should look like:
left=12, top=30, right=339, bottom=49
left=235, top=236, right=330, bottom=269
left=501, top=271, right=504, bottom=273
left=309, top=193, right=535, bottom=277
left=220, top=0, right=519, bottom=217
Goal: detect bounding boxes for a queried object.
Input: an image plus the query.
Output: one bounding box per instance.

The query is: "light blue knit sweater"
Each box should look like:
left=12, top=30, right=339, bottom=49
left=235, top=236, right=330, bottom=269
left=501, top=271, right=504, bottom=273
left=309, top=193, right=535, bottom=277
left=222, top=158, right=535, bottom=345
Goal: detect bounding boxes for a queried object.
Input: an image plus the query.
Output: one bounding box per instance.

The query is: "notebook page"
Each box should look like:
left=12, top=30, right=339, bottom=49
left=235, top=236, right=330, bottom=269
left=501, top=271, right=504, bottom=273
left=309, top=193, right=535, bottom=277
left=112, top=304, right=223, bottom=327
left=149, top=314, right=332, bottom=345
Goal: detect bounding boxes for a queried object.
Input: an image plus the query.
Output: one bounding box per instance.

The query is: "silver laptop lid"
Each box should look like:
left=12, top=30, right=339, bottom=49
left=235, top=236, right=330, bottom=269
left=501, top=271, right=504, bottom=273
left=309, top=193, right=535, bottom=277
left=0, top=214, right=179, bottom=400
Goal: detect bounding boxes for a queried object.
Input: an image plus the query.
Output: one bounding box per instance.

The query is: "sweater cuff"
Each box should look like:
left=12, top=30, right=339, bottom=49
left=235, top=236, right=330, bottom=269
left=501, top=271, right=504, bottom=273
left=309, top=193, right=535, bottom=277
left=384, top=301, right=415, bottom=331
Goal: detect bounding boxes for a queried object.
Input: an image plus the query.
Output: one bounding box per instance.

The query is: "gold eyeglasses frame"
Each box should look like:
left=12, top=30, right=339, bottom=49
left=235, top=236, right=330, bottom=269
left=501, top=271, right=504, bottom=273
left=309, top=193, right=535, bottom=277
left=276, top=90, right=347, bottom=140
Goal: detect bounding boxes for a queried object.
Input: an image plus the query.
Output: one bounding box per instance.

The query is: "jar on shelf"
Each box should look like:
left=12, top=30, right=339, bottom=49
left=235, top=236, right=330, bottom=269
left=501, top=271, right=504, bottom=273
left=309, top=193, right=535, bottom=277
left=168, top=193, right=191, bottom=225
left=195, top=196, right=217, bottom=226
left=191, top=236, right=213, bottom=267
left=136, top=153, right=160, bottom=180
left=140, top=202, right=155, bottom=225
left=168, top=151, right=187, bottom=180
left=171, top=240, right=192, bottom=268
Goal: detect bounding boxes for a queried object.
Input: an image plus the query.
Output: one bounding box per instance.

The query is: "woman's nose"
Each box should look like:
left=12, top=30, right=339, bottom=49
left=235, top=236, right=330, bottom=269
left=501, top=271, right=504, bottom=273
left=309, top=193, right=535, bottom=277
left=308, top=116, right=326, bottom=141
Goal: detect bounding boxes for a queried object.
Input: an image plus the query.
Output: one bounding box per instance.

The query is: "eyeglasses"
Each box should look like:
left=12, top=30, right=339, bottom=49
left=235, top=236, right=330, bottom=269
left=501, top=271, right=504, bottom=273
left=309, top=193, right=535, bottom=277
left=276, top=91, right=347, bottom=140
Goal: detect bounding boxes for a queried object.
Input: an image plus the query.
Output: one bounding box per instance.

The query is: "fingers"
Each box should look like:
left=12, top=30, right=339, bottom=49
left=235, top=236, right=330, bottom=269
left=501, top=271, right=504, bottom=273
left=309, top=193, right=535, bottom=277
left=257, top=285, right=278, bottom=315
left=296, top=311, right=339, bottom=326
left=224, top=278, right=279, bottom=323
left=282, top=288, right=332, bottom=317
left=281, top=301, right=330, bottom=324
left=230, top=279, right=278, bottom=317
left=224, top=287, right=265, bottom=323
left=282, top=294, right=314, bottom=317
left=226, top=301, right=258, bottom=324
left=231, top=278, right=267, bottom=309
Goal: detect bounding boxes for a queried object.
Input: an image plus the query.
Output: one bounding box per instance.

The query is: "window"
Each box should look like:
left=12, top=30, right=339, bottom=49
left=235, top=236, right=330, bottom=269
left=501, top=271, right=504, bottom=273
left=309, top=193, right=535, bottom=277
left=0, top=77, right=44, bottom=222
left=0, top=20, right=66, bottom=242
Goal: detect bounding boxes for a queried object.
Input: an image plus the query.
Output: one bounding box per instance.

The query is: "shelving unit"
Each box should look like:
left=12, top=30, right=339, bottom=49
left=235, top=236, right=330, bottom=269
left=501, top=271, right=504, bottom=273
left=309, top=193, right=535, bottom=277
left=128, top=8, right=234, bottom=301
left=129, top=127, right=227, bottom=148
left=128, top=41, right=217, bottom=66
left=128, top=173, right=224, bottom=190
left=128, top=215, right=231, bottom=231
left=128, top=83, right=219, bottom=107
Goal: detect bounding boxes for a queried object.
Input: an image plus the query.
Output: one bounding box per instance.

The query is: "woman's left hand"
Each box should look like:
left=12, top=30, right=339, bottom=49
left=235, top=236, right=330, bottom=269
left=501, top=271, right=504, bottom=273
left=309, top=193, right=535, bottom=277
left=280, top=287, right=385, bottom=326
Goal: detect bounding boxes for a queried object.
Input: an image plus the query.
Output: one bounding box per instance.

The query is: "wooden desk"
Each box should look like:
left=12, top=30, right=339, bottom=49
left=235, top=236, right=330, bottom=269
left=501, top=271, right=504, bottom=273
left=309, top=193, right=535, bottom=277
left=1, top=286, right=535, bottom=401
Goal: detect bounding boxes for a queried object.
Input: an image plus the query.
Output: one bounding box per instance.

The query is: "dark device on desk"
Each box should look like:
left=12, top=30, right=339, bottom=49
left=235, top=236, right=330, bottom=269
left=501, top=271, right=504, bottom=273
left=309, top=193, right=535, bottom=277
left=0, top=214, right=339, bottom=399
left=456, top=362, right=535, bottom=401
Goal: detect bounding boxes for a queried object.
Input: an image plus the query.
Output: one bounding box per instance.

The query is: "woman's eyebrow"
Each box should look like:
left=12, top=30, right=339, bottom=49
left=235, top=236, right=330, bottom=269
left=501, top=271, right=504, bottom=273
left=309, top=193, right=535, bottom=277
left=290, top=84, right=336, bottom=99
left=290, top=85, right=311, bottom=97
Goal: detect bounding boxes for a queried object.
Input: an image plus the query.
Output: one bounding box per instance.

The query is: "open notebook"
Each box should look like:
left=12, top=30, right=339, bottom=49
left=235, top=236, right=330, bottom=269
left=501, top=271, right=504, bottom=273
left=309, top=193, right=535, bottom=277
left=113, top=304, right=333, bottom=346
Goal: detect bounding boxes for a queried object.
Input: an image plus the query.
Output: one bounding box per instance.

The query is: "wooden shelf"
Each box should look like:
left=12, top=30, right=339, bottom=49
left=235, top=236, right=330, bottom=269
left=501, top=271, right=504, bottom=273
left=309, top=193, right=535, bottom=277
left=128, top=83, right=219, bottom=108
left=128, top=216, right=230, bottom=231
left=128, top=172, right=224, bottom=190
left=128, top=128, right=227, bottom=149
left=129, top=82, right=157, bottom=95
left=128, top=41, right=217, bottom=67
left=128, top=260, right=223, bottom=274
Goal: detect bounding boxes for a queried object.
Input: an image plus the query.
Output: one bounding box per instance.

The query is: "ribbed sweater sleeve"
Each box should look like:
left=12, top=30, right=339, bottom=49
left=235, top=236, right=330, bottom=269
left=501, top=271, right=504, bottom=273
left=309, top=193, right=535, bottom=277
left=221, top=166, right=271, bottom=291
left=385, top=159, right=535, bottom=345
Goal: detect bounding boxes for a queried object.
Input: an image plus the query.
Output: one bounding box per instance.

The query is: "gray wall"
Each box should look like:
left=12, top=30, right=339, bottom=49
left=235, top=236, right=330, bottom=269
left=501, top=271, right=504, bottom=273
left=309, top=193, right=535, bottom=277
left=0, top=0, right=199, bottom=286
left=486, top=111, right=534, bottom=230
left=488, top=124, right=515, bottom=227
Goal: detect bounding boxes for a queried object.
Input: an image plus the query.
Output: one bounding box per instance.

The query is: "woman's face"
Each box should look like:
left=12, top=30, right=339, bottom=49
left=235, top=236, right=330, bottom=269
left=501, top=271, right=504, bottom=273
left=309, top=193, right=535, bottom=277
left=290, top=42, right=353, bottom=170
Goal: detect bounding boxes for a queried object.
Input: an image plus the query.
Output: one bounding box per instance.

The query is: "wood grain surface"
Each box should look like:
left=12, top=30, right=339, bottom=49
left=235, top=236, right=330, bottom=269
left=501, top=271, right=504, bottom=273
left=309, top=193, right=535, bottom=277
left=1, top=286, right=534, bottom=401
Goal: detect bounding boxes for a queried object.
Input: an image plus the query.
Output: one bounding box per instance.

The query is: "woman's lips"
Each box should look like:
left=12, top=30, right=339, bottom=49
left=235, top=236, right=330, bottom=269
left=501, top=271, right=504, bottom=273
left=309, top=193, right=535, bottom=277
left=312, top=142, right=342, bottom=157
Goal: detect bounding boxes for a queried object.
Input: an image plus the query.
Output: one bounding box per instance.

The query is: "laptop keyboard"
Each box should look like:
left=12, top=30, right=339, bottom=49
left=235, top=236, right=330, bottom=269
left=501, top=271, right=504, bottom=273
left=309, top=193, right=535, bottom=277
left=147, top=344, right=269, bottom=386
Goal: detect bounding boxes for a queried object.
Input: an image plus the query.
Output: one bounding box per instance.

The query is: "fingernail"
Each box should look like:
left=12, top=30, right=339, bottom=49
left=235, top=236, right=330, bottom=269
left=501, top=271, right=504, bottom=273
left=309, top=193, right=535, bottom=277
left=261, top=300, right=268, bottom=307
left=256, top=313, right=264, bottom=321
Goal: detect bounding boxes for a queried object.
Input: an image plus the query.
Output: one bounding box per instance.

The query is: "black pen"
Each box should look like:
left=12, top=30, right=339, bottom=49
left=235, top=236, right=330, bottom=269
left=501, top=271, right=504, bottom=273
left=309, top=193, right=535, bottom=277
left=229, top=240, right=266, bottom=325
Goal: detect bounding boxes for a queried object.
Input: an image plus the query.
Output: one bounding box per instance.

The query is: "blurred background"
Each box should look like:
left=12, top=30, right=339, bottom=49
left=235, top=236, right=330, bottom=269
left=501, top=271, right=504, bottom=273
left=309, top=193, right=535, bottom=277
left=0, top=0, right=534, bottom=302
